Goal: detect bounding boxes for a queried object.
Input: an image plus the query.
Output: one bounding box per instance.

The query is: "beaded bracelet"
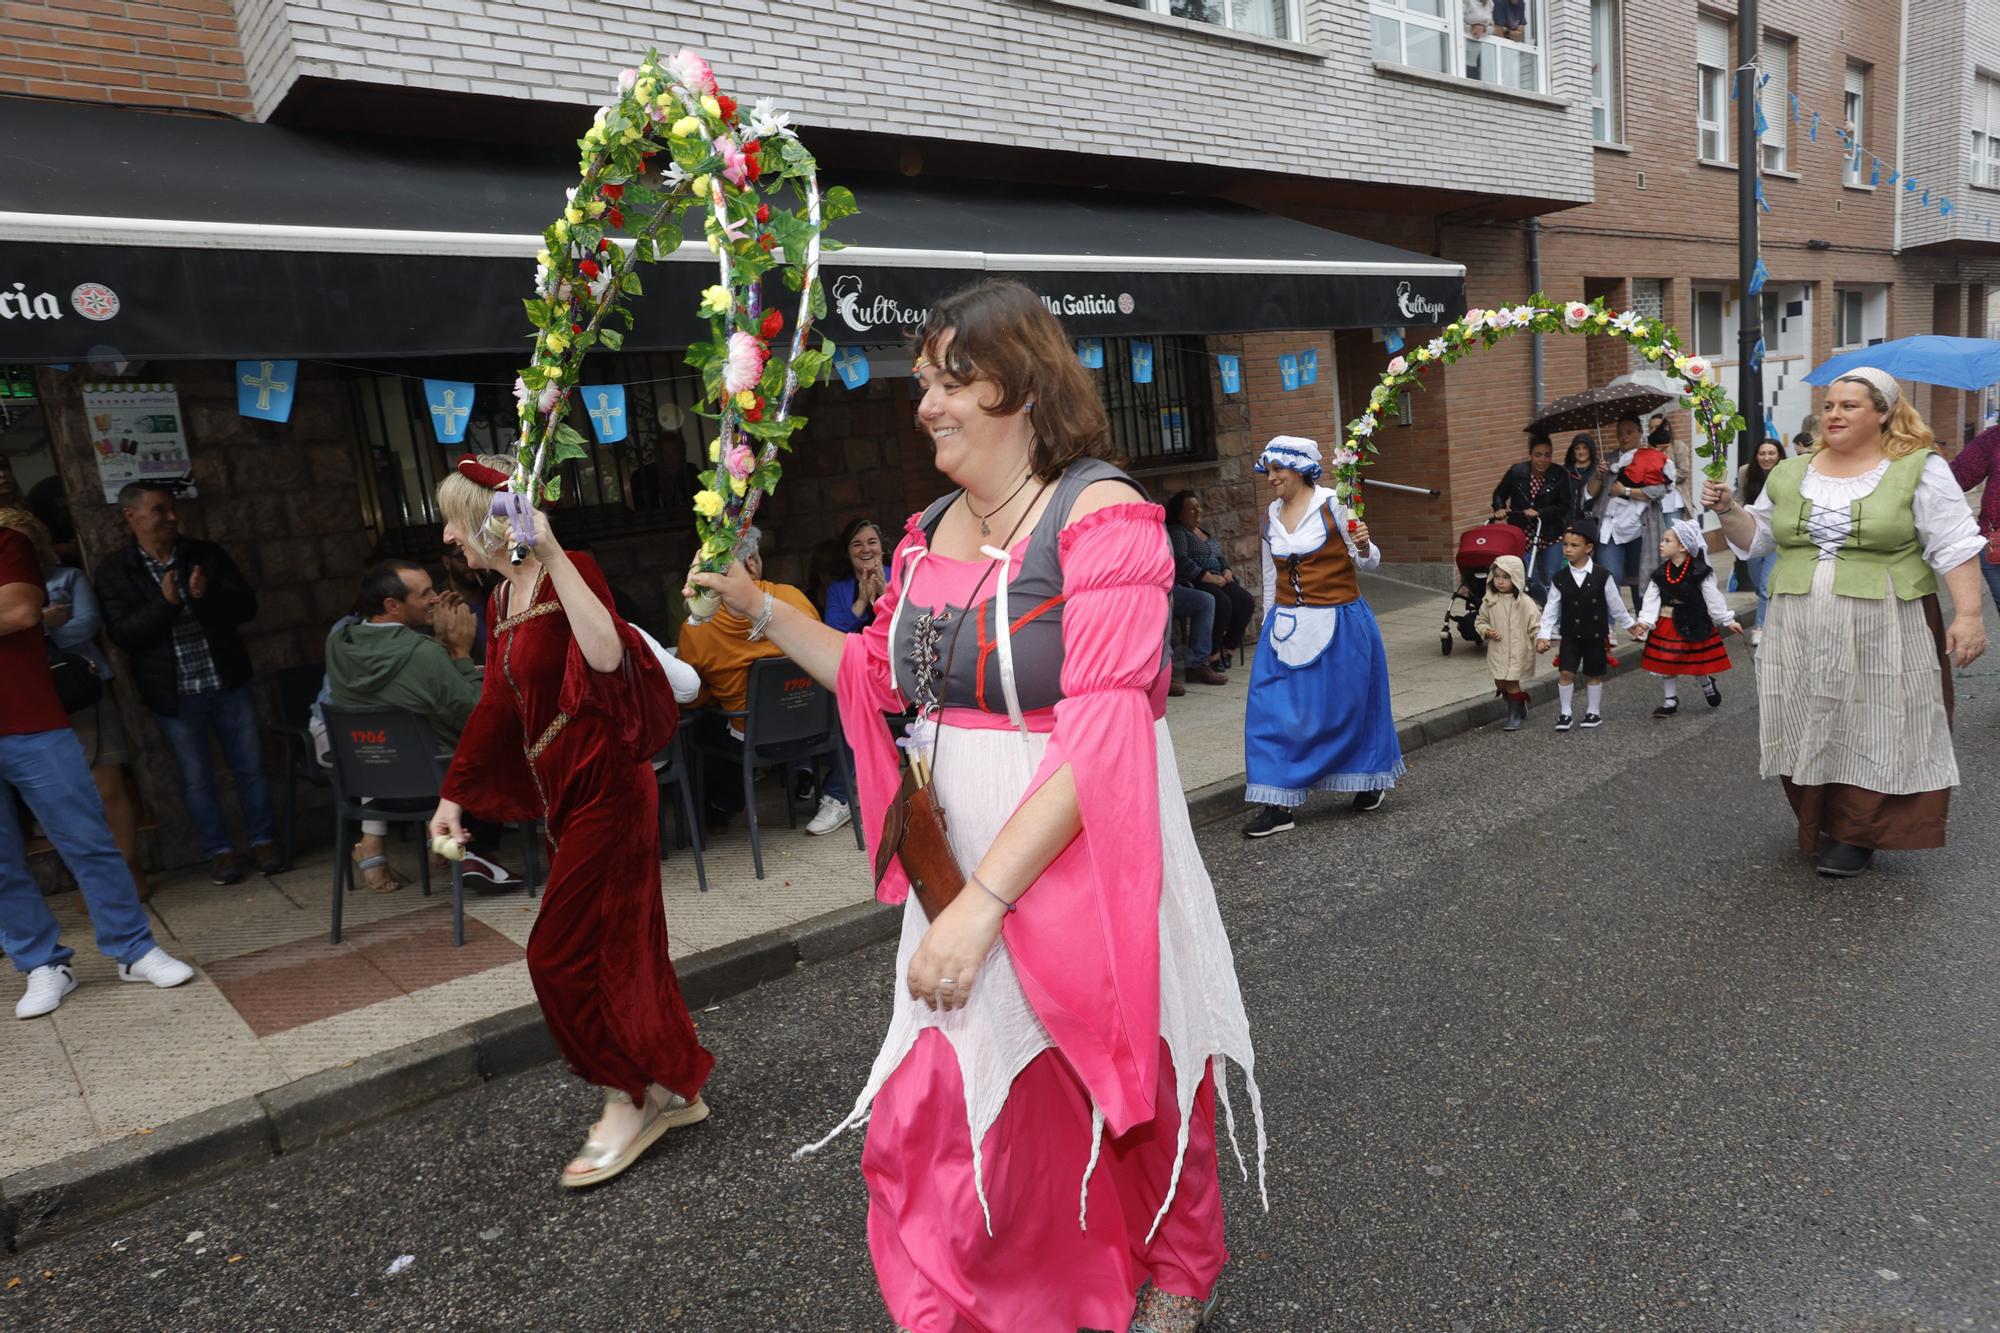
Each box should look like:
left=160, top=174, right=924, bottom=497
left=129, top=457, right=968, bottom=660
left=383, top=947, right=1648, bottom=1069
left=746, top=591, right=776, bottom=642
left=969, top=871, right=1016, bottom=914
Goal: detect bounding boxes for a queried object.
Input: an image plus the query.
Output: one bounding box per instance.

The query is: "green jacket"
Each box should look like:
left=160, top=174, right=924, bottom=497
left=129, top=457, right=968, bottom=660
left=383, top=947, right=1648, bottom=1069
left=1767, top=451, right=1937, bottom=601
left=326, top=620, right=483, bottom=751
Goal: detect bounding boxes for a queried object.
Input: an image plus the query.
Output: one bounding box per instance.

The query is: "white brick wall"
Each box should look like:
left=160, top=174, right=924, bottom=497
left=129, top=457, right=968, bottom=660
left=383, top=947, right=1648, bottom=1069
left=226, top=0, right=1597, bottom=202
left=1900, top=0, right=2000, bottom=252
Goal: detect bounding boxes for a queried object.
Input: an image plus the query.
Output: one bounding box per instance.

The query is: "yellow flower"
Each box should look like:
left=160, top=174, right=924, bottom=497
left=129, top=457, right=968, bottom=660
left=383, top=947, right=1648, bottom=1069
left=621, top=127, right=640, bottom=143
left=565, top=206, right=583, bottom=225
left=1645, top=345, right=1664, bottom=361
left=1414, top=348, right=1432, bottom=362
left=707, top=233, right=721, bottom=254
left=698, top=284, right=731, bottom=317
left=585, top=200, right=606, bottom=218
left=634, top=79, right=655, bottom=103
left=729, top=474, right=747, bottom=497
left=1593, top=312, right=1609, bottom=326
left=545, top=330, right=569, bottom=353
left=671, top=116, right=702, bottom=138
left=734, top=389, right=757, bottom=410
left=1672, top=355, right=1691, bottom=373
left=552, top=219, right=570, bottom=241
left=700, top=95, right=721, bottom=118
left=656, top=91, right=675, bottom=110
left=691, top=173, right=712, bottom=196
left=707, top=440, right=721, bottom=462
left=693, top=490, right=725, bottom=518
left=535, top=248, right=552, bottom=269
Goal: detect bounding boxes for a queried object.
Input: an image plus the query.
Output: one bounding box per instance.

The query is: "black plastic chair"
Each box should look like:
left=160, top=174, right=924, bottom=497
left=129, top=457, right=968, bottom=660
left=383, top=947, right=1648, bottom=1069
left=270, top=662, right=331, bottom=871
left=654, top=729, right=708, bottom=894
left=689, top=657, right=862, bottom=879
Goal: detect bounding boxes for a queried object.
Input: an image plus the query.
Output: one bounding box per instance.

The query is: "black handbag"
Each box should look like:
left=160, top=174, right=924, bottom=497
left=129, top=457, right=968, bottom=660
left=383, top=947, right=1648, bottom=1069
left=47, top=642, right=103, bottom=714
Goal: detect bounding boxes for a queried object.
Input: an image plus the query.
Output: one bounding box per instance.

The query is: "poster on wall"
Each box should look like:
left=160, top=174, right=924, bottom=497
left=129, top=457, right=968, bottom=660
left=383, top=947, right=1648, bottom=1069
left=80, top=383, right=195, bottom=502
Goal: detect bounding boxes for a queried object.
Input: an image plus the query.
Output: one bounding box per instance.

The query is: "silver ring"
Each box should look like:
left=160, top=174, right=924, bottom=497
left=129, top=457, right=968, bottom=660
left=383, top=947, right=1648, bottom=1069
left=939, top=978, right=956, bottom=987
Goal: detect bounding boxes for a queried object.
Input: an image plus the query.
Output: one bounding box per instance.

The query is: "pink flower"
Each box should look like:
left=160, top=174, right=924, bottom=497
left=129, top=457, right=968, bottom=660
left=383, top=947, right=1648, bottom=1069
left=715, top=136, right=750, bottom=187
left=723, top=331, right=767, bottom=395
left=724, top=442, right=756, bottom=479
left=1682, top=356, right=1713, bottom=381
left=617, top=67, right=637, bottom=92
left=1563, top=300, right=1590, bottom=328
left=1387, top=355, right=1408, bottom=376
left=665, top=49, right=717, bottom=96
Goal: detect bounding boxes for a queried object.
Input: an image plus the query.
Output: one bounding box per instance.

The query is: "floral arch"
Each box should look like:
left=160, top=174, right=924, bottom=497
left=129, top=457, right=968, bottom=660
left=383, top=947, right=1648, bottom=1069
left=1333, top=295, right=1746, bottom=516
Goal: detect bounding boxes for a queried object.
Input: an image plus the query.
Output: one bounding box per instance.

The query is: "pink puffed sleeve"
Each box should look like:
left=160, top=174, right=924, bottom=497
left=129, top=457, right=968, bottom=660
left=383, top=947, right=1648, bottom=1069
left=1003, top=501, right=1172, bottom=1136
left=555, top=553, right=678, bottom=764
left=837, top=515, right=925, bottom=904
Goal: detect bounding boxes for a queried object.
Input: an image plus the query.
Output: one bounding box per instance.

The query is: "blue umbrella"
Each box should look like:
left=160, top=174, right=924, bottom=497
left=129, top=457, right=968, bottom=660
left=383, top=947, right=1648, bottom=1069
left=1804, top=335, right=2000, bottom=390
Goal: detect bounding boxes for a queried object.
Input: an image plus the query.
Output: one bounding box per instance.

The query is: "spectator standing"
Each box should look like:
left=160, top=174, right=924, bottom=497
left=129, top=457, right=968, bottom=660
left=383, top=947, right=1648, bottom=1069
left=1600, top=414, right=1675, bottom=596
left=1490, top=435, right=1571, bottom=593
left=95, top=481, right=278, bottom=885
left=1166, top=490, right=1256, bottom=670
left=677, top=527, right=850, bottom=834
left=0, top=526, right=193, bottom=1019
left=1947, top=422, right=2000, bottom=611
left=0, top=509, right=149, bottom=900
left=1562, top=433, right=1607, bottom=529
left=822, top=518, right=887, bottom=633
left=1734, top=437, right=1786, bottom=643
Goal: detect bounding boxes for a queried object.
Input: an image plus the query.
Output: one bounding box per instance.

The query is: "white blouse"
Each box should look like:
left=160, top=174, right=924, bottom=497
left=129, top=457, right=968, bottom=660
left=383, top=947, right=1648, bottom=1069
left=1258, top=485, right=1381, bottom=621
left=1729, top=454, right=1984, bottom=574
left=1638, top=567, right=1735, bottom=629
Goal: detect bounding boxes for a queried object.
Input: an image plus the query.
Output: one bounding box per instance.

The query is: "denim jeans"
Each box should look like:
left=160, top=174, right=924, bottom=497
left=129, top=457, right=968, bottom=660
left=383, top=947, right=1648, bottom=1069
left=1743, top=552, right=1778, bottom=627
left=0, top=729, right=157, bottom=973
left=1532, top=544, right=1566, bottom=599
left=1981, top=553, right=2000, bottom=612
left=152, top=683, right=276, bottom=857
left=1171, top=584, right=1216, bottom=666
left=1599, top=537, right=1639, bottom=587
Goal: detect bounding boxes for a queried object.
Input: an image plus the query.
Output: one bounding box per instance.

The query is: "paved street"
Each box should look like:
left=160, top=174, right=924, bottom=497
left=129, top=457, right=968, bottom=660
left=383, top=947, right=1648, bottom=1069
left=7, top=639, right=1998, bottom=1332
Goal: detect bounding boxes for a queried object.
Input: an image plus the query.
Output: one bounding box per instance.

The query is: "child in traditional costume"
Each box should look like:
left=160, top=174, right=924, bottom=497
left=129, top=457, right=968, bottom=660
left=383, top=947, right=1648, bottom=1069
left=1535, top=516, right=1637, bottom=731
left=1635, top=518, right=1743, bottom=718
left=1474, top=552, right=1541, bottom=732
left=1242, top=435, right=1405, bottom=837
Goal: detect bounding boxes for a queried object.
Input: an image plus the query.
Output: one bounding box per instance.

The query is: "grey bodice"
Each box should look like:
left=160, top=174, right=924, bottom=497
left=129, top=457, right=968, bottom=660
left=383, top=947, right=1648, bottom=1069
left=889, top=458, right=1151, bottom=722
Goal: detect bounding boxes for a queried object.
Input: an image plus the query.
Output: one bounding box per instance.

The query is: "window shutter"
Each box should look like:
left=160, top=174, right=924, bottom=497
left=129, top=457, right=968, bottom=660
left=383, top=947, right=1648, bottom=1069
left=1761, top=35, right=1790, bottom=154
left=1696, top=13, right=1729, bottom=68
left=1845, top=64, right=1865, bottom=99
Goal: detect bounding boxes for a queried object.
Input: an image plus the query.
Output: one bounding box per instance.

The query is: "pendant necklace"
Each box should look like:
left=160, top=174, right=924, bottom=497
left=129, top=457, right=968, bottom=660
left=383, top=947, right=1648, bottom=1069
left=965, top=470, right=1032, bottom=537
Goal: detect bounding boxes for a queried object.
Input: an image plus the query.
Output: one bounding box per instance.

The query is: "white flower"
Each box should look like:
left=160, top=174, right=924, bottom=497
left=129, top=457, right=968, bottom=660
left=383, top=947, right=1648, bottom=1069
left=744, top=96, right=796, bottom=140
left=588, top=269, right=615, bottom=302
left=1462, top=308, right=1488, bottom=331
left=617, top=67, right=637, bottom=93
left=1352, top=415, right=1376, bottom=439
left=1488, top=309, right=1515, bottom=330
left=1387, top=355, right=1408, bottom=376
left=512, top=376, right=530, bottom=412
left=538, top=383, right=561, bottom=413
left=1562, top=300, right=1590, bottom=329
left=1425, top=337, right=1449, bottom=357
left=662, top=161, right=691, bottom=191
left=1511, top=305, right=1537, bottom=324
left=1611, top=309, right=1640, bottom=334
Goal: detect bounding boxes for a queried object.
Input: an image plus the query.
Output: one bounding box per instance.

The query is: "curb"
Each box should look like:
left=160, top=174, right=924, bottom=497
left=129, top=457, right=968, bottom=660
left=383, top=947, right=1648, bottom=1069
left=2, top=649, right=1641, bottom=1252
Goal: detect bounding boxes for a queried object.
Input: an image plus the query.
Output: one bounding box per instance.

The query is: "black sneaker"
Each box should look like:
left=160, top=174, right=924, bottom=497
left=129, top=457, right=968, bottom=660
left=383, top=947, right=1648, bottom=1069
left=1553, top=713, right=1574, bottom=732
left=791, top=771, right=818, bottom=803
left=1244, top=805, right=1295, bottom=838
left=251, top=841, right=286, bottom=875
left=1351, top=789, right=1387, bottom=813
left=1814, top=842, right=1875, bottom=877
left=1652, top=701, right=1679, bottom=719
left=1701, top=676, right=1722, bottom=708
left=1580, top=713, right=1604, bottom=729
left=210, top=852, right=244, bottom=886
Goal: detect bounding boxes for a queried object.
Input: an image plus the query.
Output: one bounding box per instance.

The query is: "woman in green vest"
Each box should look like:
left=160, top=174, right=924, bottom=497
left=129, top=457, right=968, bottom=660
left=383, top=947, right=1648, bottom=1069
left=1702, top=368, right=1987, bottom=878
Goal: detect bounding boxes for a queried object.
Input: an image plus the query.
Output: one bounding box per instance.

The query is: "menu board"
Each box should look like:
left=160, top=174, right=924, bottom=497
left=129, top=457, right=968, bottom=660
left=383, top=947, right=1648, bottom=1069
left=80, top=383, right=196, bottom=502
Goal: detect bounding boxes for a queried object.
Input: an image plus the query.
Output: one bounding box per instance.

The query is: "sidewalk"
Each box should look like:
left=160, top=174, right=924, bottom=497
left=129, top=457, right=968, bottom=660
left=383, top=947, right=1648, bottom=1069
left=0, top=568, right=1744, bottom=1247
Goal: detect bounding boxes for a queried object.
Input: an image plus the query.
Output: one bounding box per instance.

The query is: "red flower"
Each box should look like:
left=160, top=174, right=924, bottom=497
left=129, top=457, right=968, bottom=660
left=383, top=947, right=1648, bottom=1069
left=578, top=259, right=601, bottom=279
left=758, top=233, right=774, bottom=252
left=596, top=238, right=610, bottom=253
left=756, top=203, right=771, bottom=224
left=759, top=308, right=784, bottom=339
left=606, top=206, right=624, bottom=228
left=601, top=183, right=624, bottom=200
left=745, top=396, right=764, bottom=422
left=571, top=323, right=584, bottom=335
left=1347, top=519, right=1359, bottom=533
left=716, top=92, right=737, bottom=121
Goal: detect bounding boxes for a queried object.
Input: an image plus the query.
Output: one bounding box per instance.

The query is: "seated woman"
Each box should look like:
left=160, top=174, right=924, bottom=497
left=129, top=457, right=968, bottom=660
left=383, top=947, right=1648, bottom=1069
left=823, top=517, right=888, bottom=633
left=1165, top=490, right=1256, bottom=671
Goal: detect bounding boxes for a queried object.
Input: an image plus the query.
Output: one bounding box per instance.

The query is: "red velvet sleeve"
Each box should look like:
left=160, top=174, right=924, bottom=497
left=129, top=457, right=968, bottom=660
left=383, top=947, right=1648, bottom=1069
left=557, top=553, right=679, bottom=764
left=440, top=642, right=538, bottom=824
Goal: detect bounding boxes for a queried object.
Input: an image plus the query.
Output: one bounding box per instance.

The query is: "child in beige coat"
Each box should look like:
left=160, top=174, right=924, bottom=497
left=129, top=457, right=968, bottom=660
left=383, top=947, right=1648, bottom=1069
left=1475, top=553, right=1542, bottom=732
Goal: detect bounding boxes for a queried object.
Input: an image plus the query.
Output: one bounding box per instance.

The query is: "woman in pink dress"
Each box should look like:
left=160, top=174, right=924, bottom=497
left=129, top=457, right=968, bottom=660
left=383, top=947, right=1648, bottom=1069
left=691, top=279, right=1262, bottom=1332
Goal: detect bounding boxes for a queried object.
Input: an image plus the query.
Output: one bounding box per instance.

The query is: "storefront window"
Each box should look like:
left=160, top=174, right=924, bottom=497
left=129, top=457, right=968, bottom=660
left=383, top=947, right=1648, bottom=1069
left=1372, top=0, right=1545, bottom=93
left=351, top=353, right=714, bottom=553
left=1096, top=339, right=1216, bottom=468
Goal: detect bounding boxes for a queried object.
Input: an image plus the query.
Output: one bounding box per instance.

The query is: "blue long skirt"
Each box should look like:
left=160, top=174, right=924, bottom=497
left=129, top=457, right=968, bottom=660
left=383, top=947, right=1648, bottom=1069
left=1243, top=601, right=1405, bottom=807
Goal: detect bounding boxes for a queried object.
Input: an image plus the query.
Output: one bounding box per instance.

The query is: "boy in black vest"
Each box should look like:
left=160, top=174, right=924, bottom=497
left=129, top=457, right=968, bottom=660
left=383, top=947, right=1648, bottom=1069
left=1534, top=517, right=1637, bottom=731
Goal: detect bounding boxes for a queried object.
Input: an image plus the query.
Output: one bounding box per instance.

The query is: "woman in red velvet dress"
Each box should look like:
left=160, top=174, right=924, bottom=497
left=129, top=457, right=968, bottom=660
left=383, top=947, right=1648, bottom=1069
left=430, top=454, right=713, bottom=1188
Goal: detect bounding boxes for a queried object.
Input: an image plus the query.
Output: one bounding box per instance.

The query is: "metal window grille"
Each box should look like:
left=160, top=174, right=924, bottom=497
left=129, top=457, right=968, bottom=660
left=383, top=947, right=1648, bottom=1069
left=1095, top=338, right=1216, bottom=467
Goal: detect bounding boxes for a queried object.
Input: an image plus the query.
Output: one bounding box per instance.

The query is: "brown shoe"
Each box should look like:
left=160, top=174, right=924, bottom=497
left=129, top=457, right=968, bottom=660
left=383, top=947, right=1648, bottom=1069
left=1186, top=665, right=1229, bottom=686
left=251, top=841, right=286, bottom=875
left=1168, top=672, right=1187, bottom=697
left=210, top=852, right=244, bottom=886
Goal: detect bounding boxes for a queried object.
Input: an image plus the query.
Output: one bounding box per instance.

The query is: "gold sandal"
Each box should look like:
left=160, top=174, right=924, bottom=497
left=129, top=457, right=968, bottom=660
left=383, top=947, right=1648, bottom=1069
left=559, top=1087, right=709, bottom=1189
left=352, top=849, right=403, bottom=894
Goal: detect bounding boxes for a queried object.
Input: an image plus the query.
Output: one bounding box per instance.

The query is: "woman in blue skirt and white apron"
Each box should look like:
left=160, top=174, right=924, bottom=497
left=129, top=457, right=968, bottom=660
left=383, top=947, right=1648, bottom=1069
left=1243, top=436, right=1406, bottom=838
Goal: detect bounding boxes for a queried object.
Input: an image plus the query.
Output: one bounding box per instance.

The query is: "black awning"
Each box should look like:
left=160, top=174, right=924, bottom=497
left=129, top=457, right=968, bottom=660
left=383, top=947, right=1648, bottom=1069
left=0, top=101, right=1465, bottom=362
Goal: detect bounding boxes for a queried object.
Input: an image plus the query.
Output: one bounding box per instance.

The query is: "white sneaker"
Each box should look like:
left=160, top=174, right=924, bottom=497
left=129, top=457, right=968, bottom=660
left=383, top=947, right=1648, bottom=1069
left=806, top=795, right=852, bottom=836
left=1750, top=626, right=1763, bottom=647
left=118, top=947, right=194, bottom=990
left=16, top=964, right=76, bottom=1019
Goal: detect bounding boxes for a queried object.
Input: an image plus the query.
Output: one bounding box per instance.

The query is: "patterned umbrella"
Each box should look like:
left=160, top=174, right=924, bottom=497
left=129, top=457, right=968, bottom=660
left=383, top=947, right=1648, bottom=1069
left=1523, top=382, right=1675, bottom=436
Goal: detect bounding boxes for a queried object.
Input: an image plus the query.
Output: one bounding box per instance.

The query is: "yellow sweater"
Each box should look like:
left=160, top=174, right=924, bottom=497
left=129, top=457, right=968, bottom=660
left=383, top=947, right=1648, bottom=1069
left=678, top=580, right=820, bottom=715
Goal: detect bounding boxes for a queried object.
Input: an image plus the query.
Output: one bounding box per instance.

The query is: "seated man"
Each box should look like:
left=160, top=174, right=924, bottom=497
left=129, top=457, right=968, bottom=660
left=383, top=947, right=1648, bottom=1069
left=677, top=527, right=850, bottom=834
left=326, top=559, right=515, bottom=889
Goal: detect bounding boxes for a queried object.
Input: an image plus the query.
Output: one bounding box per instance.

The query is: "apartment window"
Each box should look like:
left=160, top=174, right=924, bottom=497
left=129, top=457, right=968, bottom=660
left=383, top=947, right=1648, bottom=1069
left=1843, top=63, right=1869, bottom=186
left=1973, top=74, right=2000, bottom=188
left=1589, top=0, right=1623, bottom=143
left=1128, top=0, right=1296, bottom=39
left=1696, top=14, right=1731, bottom=163
left=1760, top=34, right=1792, bottom=172
left=1833, top=286, right=1887, bottom=349
left=1692, top=287, right=1728, bottom=359
left=1372, top=0, right=1547, bottom=93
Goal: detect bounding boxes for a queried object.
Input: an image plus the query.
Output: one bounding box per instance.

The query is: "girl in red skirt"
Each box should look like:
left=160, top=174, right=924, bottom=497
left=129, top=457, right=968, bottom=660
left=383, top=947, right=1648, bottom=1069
left=1635, top=518, right=1745, bottom=718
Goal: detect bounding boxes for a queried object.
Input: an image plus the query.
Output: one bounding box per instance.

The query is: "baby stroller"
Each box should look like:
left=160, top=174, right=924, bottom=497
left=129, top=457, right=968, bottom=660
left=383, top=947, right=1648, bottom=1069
left=1440, top=520, right=1531, bottom=655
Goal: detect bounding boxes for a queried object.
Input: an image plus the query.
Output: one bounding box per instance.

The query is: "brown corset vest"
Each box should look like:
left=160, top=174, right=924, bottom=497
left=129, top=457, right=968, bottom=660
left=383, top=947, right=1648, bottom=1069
left=1269, top=498, right=1360, bottom=609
